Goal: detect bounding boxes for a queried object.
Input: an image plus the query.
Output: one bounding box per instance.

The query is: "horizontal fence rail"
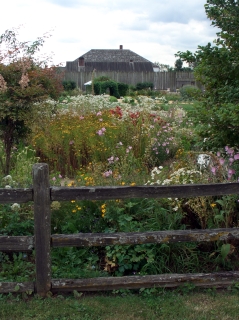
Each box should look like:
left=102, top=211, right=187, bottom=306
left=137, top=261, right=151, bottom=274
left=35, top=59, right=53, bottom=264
left=51, top=183, right=239, bottom=201
left=51, top=228, right=239, bottom=247
left=0, top=189, right=32, bottom=203
left=1, top=163, right=239, bottom=296
left=0, top=236, right=34, bottom=251
left=51, top=271, right=239, bottom=292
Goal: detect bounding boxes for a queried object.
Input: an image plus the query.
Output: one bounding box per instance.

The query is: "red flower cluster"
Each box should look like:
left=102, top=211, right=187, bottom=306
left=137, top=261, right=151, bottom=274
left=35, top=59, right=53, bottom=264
left=109, top=106, right=123, bottom=118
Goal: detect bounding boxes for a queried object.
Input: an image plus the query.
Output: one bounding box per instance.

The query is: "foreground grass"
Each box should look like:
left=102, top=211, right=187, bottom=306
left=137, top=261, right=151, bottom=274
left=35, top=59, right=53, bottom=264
left=1, top=290, right=239, bottom=320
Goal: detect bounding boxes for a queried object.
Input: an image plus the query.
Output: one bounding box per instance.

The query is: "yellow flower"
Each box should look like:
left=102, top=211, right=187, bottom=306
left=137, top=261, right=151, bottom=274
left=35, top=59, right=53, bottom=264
left=210, top=203, right=217, bottom=208
left=71, top=200, right=75, bottom=203
left=130, top=182, right=136, bottom=186
left=101, top=209, right=106, bottom=214
left=121, top=182, right=125, bottom=186
left=72, top=209, right=76, bottom=213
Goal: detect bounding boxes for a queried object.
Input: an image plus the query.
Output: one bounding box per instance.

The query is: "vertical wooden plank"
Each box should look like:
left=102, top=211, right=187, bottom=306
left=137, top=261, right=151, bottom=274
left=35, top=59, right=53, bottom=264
left=33, top=163, right=51, bottom=297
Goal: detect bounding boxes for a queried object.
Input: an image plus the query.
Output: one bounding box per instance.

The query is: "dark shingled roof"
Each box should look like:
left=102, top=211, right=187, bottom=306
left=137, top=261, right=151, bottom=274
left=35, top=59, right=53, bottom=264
left=66, top=48, right=154, bottom=72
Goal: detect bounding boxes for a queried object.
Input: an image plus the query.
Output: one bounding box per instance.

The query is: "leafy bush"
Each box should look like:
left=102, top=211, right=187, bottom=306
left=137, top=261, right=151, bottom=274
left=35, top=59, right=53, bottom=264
left=94, top=80, right=120, bottom=98
left=109, top=96, right=118, bottom=103
left=135, top=82, right=154, bottom=91
left=117, top=82, right=129, bottom=96
left=179, top=85, right=202, bottom=101
left=62, top=80, right=76, bottom=91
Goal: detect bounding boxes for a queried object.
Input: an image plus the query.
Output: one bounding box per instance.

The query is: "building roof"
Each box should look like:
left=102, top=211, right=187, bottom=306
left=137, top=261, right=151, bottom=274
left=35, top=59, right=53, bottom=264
left=66, top=46, right=154, bottom=72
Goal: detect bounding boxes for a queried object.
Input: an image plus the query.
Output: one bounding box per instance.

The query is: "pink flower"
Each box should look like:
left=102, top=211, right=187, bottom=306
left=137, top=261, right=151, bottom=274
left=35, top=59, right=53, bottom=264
left=79, top=116, right=84, bottom=120
left=96, top=111, right=102, bottom=116
left=97, top=130, right=103, bottom=136
left=219, top=158, right=225, bottom=165
left=234, top=154, right=239, bottom=160
left=103, top=170, right=113, bottom=177
left=69, top=140, right=74, bottom=145
left=52, top=177, right=56, bottom=181
left=228, top=168, right=235, bottom=175
left=108, top=156, right=114, bottom=163
left=211, top=167, right=217, bottom=175
left=58, top=174, right=62, bottom=178
left=226, top=147, right=234, bottom=155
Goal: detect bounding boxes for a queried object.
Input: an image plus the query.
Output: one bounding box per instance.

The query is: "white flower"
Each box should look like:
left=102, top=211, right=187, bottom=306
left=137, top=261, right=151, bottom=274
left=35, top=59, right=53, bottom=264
left=11, top=203, right=20, bottom=211
left=5, top=185, right=12, bottom=189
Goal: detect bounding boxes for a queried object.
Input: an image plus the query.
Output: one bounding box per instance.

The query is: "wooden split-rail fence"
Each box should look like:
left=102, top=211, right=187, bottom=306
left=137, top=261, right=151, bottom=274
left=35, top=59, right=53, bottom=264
left=1, top=163, right=239, bottom=297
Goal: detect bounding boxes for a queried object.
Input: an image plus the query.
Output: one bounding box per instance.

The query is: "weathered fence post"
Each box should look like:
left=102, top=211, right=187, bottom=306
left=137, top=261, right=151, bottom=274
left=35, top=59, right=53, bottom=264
left=33, top=163, right=51, bottom=297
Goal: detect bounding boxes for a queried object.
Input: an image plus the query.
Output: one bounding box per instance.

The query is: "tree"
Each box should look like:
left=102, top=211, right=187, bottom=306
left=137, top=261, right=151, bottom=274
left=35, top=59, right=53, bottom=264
left=0, top=28, right=63, bottom=174
left=174, top=58, right=183, bottom=71
left=176, top=0, right=239, bottom=149
left=154, top=62, right=174, bottom=72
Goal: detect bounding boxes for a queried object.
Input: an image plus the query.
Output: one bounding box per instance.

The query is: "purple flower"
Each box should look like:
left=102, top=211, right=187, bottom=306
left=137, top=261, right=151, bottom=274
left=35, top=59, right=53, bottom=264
left=234, top=153, right=239, bottom=160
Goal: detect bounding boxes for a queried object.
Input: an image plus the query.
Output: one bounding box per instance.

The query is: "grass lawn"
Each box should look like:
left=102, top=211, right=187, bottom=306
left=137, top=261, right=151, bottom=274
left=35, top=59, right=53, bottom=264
left=1, top=290, right=239, bottom=320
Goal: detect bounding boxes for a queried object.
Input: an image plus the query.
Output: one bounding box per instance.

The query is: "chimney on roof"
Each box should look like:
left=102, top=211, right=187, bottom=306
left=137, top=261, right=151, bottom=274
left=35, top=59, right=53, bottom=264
left=119, top=45, right=123, bottom=50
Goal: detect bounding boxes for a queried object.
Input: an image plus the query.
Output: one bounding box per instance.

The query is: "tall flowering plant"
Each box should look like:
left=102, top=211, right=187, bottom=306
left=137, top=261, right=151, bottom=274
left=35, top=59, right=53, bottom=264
left=0, top=28, right=63, bottom=174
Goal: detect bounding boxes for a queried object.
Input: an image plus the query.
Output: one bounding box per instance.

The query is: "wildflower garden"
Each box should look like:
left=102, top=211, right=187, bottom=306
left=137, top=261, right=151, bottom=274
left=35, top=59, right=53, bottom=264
left=1, top=88, right=239, bottom=284
left=1, top=9, right=239, bottom=292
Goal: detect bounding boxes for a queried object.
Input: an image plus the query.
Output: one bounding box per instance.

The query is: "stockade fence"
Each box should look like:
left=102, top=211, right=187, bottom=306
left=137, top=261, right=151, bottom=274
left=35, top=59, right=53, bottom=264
left=1, top=163, right=239, bottom=297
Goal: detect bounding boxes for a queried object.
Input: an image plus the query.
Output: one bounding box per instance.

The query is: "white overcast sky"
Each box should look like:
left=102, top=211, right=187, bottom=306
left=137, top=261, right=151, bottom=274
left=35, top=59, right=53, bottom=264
left=0, top=0, right=219, bottom=67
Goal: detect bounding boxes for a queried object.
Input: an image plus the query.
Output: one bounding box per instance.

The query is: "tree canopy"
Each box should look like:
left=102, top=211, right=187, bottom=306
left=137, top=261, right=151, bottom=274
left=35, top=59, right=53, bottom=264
left=176, top=0, right=239, bottom=150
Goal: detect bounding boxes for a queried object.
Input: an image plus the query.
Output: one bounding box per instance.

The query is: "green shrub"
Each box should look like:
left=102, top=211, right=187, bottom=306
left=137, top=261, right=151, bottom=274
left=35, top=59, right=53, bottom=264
left=109, top=96, right=118, bottom=102
left=118, top=82, right=129, bottom=96
left=135, top=82, right=154, bottom=91
left=62, top=80, right=77, bottom=91
left=179, top=85, right=201, bottom=101
left=94, top=80, right=120, bottom=98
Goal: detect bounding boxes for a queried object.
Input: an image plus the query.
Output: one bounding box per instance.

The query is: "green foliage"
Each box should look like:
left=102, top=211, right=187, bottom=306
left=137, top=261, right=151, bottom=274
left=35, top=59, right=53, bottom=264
left=0, top=28, right=63, bottom=174
left=0, top=252, right=35, bottom=282
left=109, top=96, right=118, bottom=103
left=176, top=1, right=239, bottom=149
left=179, top=85, right=202, bottom=101
left=135, top=82, right=153, bottom=90
left=62, top=80, right=76, bottom=91
left=94, top=80, right=120, bottom=98
left=94, top=76, right=111, bottom=82
left=174, top=58, right=183, bottom=71
left=117, top=82, right=129, bottom=96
